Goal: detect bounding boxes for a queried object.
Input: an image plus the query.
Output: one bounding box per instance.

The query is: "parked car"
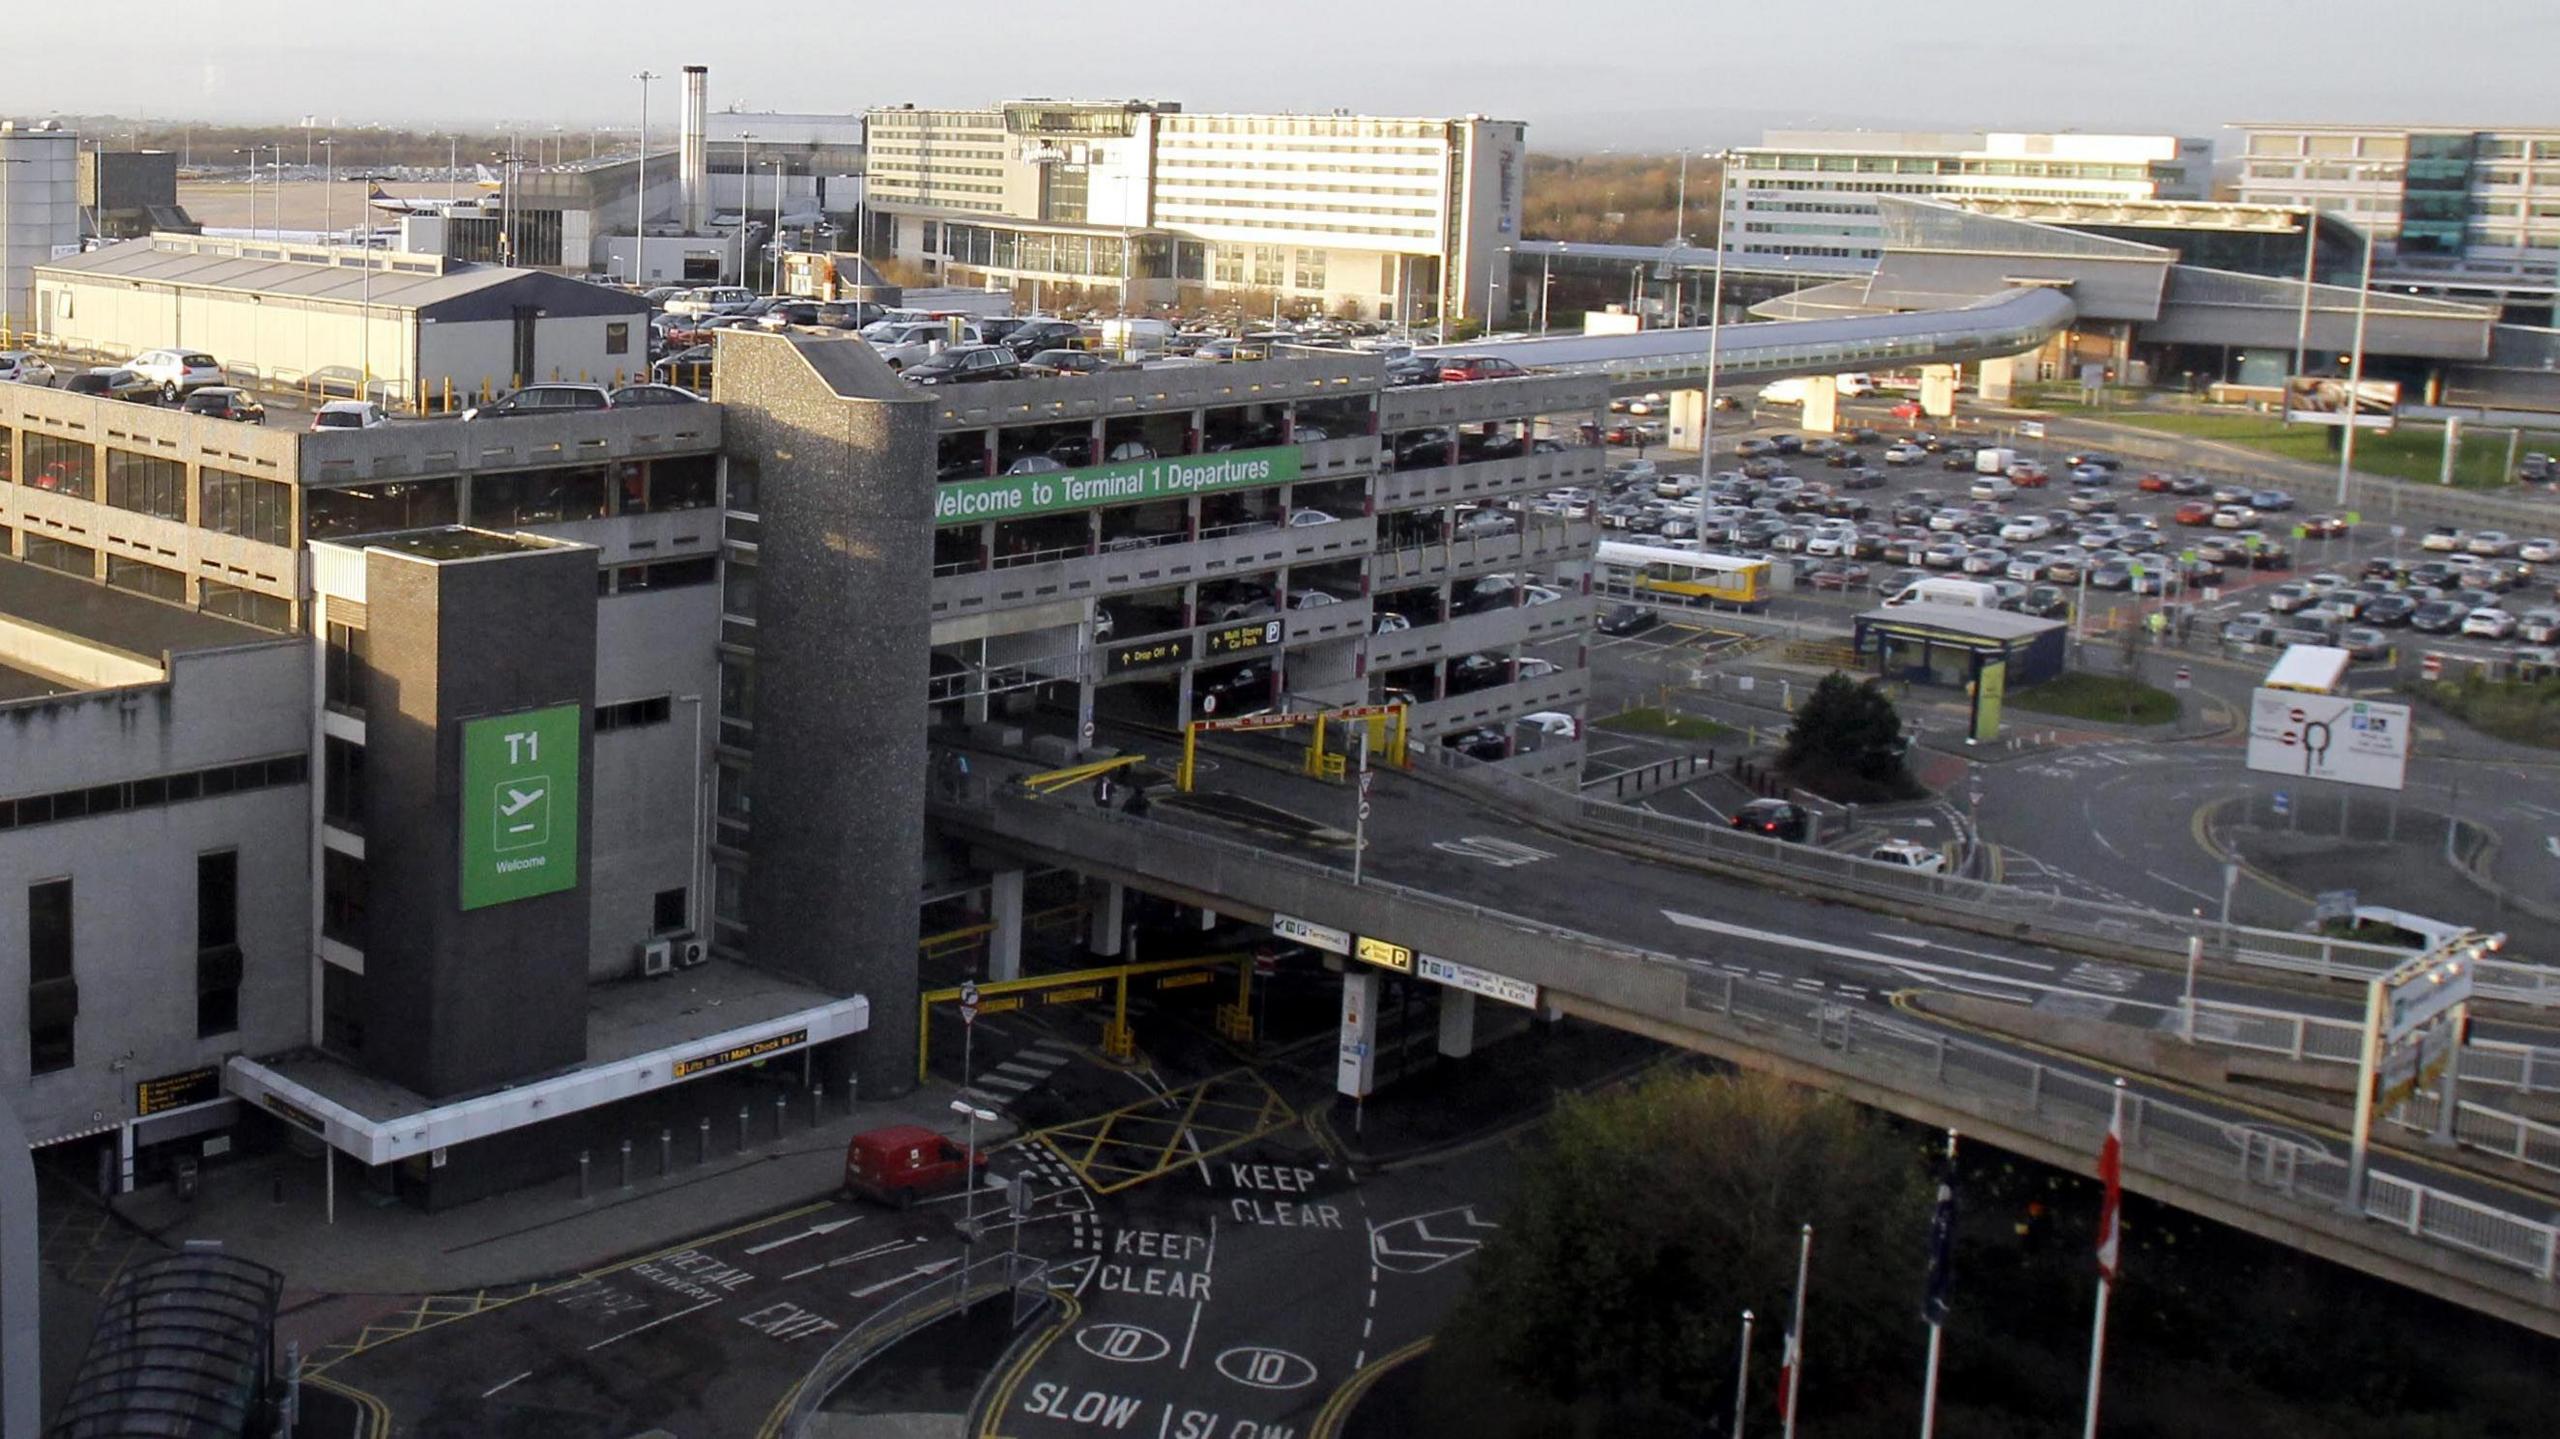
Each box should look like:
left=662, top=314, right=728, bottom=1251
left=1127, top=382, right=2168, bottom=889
left=2462, top=607, right=2519, bottom=640
left=607, top=383, right=704, bottom=407
left=0, top=351, right=57, bottom=387
left=2020, top=585, right=2070, bottom=620
left=903, top=345, right=1023, bottom=386
left=2410, top=600, right=2468, bottom=634
left=2420, top=525, right=2466, bottom=553
left=842, top=1125, right=984, bottom=1208
left=180, top=386, right=265, bottom=423
left=2249, top=489, right=2296, bottom=512
left=126, top=348, right=224, bottom=400
left=63, top=367, right=158, bottom=404
left=1441, top=726, right=1510, bottom=760
left=1732, top=798, right=1810, bottom=842
left=1437, top=355, right=1530, bottom=383
left=310, top=400, right=388, bottom=430
left=1001, top=319, right=1088, bottom=358
left=464, top=383, right=613, bottom=420
left=1021, top=348, right=1112, bottom=377
left=1598, top=603, right=1660, bottom=637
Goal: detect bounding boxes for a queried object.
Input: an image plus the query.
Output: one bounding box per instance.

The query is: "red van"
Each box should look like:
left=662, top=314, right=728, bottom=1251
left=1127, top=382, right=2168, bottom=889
left=843, top=1125, right=985, bottom=1208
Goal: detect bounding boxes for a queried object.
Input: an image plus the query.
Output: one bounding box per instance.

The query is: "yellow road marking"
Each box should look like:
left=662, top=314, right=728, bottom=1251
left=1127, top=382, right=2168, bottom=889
left=1029, top=1069, right=1298, bottom=1195
left=973, top=1291, right=1085, bottom=1439
left=1311, top=1336, right=1433, bottom=1437
left=2189, top=797, right=2313, bottom=904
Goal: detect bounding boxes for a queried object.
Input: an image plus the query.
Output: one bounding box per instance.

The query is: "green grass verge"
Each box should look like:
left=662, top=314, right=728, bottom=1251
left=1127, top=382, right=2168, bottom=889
left=2405, top=675, right=2560, bottom=749
left=1597, top=707, right=1734, bottom=741
left=2005, top=671, right=2180, bottom=726
left=2081, top=410, right=2560, bottom=492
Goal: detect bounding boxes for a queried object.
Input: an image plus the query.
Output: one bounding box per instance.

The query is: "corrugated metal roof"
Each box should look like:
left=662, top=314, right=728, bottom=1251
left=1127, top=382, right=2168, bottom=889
left=37, top=236, right=612, bottom=317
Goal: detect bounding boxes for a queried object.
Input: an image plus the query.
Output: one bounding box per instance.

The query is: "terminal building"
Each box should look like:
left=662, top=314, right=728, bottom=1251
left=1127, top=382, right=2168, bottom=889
left=1, top=321, right=1598, bottom=1210
left=1723, top=130, right=2211, bottom=263
left=862, top=100, right=1526, bottom=325
left=2229, top=122, right=2560, bottom=321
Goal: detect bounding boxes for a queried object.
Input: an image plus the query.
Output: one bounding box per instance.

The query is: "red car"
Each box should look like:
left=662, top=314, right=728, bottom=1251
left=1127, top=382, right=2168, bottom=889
left=2173, top=500, right=2216, bottom=526
left=842, top=1124, right=987, bottom=1208
left=1438, top=355, right=1531, bottom=383
left=2300, top=513, right=2351, bottom=539
left=2136, top=472, right=2174, bottom=493
left=1889, top=400, right=1925, bottom=421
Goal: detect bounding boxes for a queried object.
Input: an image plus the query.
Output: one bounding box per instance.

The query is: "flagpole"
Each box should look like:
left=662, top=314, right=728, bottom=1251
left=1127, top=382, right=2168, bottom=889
left=1919, top=1128, right=1958, bottom=1439
left=2084, top=1079, right=2129, bottom=1439
left=1780, top=1223, right=1811, bottom=1439
left=1733, top=1309, right=1754, bottom=1439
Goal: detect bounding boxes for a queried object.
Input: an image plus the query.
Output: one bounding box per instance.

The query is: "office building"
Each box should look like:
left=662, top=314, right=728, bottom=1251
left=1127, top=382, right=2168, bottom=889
left=0, top=122, right=77, bottom=343
left=2229, top=123, right=2560, bottom=319
left=1724, top=131, right=2211, bottom=262
left=862, top=101, right=1526, bottom=324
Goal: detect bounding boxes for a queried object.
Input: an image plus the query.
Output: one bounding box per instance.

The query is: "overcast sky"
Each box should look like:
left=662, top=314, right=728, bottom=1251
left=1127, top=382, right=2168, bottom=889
left=9, top=0, right=2555, bottom=150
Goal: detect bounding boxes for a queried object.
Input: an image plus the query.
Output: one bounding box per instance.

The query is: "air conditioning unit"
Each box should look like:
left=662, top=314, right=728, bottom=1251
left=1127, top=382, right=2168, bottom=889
left=637, top=938, right=675, bottom=978
left=673, top=934, right=709, bottom=969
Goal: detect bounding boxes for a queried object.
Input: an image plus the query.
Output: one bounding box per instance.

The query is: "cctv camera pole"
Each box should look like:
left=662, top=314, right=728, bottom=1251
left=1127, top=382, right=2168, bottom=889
left=1696, top=160, right=1728, bottom=548
left=634, top=71, right=658, bottom=285
left=2335, top=202, right=2377, bottom=508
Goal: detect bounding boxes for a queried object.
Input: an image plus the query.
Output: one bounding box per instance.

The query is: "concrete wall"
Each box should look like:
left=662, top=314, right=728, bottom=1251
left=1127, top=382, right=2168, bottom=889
left=587, top=583, right=720, bottom=979
left=0, top=130, right=76, bottom=342
left=0, top=642, right=311, bottom=1146
left=719, top=333, right=934, bottom=1095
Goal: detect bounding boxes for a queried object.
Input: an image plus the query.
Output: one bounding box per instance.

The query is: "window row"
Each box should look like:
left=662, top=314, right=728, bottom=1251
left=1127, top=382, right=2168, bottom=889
left=0, top=753, right=307, bottom=833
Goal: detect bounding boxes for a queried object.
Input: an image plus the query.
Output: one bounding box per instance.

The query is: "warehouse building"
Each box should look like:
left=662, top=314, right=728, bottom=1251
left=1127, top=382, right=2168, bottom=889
left=35, top=233, right=653, bottom=411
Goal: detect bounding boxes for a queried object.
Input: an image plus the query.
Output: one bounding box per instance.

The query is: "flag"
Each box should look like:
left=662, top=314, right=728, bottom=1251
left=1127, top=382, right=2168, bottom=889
left=1922, top=1172, right=1956, bottom=1326
left=2095, top=1092, right=2125, bottom=1283
left=1777, top=1327, right=1800, bottom=1424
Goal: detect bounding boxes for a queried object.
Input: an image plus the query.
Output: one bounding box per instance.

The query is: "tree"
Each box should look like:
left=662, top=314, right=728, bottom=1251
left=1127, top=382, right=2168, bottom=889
left=1426, top=1071, right=1931, bottom=1437
left=1780, top=672, right=1913, bottom=799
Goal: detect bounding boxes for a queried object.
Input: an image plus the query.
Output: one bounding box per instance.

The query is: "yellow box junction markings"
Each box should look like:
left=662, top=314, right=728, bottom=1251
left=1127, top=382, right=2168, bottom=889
left=1027, top=1068, right=1298, bottom=1196
left=917, top=952, right=1258, bottom=1081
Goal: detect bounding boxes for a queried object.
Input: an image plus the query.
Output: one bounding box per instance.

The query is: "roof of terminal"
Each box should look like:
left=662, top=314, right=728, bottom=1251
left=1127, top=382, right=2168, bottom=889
left=0, top=557, right=277, bottom=665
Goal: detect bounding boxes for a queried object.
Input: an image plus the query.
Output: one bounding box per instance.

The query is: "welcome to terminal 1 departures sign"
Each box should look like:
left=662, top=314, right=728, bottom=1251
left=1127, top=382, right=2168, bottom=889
left=933, top=447, right=1302, bottom=526
left=2245, top=688, right=2410, bottom=792
left=460, top=704, right=583, bottom=910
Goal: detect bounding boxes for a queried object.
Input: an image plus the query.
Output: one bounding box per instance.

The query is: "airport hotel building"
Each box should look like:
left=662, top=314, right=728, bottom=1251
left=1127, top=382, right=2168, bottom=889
left=861, top=100, right=1526, bottom=324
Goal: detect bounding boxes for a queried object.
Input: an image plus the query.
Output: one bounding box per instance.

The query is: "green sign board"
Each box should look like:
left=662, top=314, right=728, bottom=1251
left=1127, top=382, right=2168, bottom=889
left=460, top=704, right=582, bottom=911
left=934, top=447, right=1303, bottom=527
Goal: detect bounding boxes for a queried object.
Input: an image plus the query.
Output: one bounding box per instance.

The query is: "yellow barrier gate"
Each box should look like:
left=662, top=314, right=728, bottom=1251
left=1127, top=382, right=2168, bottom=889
left=1176, top=703, right=1408, bottom=792
left=917, top=951, right=1255, bottom=1082
left=1015, top=753, right=1149, bottom=798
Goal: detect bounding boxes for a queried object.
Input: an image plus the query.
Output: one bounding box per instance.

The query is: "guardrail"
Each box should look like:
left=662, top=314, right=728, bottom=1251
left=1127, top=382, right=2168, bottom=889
left=2184, top=997, right=2560, bottom=1099
left=1414, top=745, right=2560, bottom=1008
left=936, top=779, right=2560, bottom=1299
left=776, top=1251, right=1050, bottom=1437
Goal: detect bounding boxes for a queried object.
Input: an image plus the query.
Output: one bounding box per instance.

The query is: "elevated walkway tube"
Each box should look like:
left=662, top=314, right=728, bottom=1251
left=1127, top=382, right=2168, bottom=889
left=1422, top=285, right=2078, bottom=395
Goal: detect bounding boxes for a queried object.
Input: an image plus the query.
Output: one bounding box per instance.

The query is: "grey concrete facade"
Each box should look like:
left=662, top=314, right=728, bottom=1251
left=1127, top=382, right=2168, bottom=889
left=351, top=536, right=599, bottom=1099
left=717, top=332, right=935, bottom=1095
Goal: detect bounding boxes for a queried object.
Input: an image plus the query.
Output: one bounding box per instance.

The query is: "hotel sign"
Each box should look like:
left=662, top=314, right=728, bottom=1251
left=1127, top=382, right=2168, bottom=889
left=935, top=447, right=1302, bottom=526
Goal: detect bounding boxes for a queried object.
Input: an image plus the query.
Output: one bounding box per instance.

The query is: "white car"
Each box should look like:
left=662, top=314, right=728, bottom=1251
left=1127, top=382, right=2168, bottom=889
left=2518, top=538, right=2560, bottom=563
left=310, top=400, right=388, bottom=431
left=662, top=286, right=756, bottom=317
left=1286, top=509, right=1340, bottom=527
left=2466, top=530, right=2518, bottom=557
left=1870, top=840, right=1947, bottom=874
left=1518, top=710, right=1581, bottom=739
left=1516, top=658, right=1562, bottom=678
left=2420, top=526, right=2466, bottom=552
left=1884, top=443, right=1926, bottom=466
left=2006, top=551, right=2050, bottom=583
left=1286, top=589, right=1340, bottom=610
left=127, top=348, right=223, bottom=399
left=2211, top=505, right=2257, bottom=529
left=1372, top=611, right=1412, bottom=634
left=2462, top=607, right=2518, bottom=639
left=1999, top=516, right=2051, bottom=543
left=0, top=351, right=57, bottom=387
left=867, top=321, right=984, bottom=369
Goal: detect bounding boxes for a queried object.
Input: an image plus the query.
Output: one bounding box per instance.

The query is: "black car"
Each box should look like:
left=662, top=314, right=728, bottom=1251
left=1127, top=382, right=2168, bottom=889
left=1825, top=449, right=1860, bottom=469
left=1194, top=663, right=1271, bottom=715
left=1442, top=726, right=1509, bottom=761
left=2410, top=601, right=2467, bottom=634
left=181, top=386, right=266, bottom=423
left=903, top=345, right=1022, bottom=385
left=64, top=367, right=157, bottom=404
left=1002, top=319, right=1087, bottom=358
left=2361, top=593, right=2417, bottom=626
left=467, top=383, right=612, bottom=419
left=1732, top=798, right=1810, bottom=842
left=2019, top=585, right=2070, bottom=619
left=1939, top=448, right=1978, bottom=471
left=1598, top=603, right=1660, bottom=637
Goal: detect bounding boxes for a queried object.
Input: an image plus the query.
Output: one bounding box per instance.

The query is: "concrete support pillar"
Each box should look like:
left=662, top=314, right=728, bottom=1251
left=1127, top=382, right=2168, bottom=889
left=1087, top=879, right=1125, bottom=958
left=988, top=868, right=1026, bottom=981
left=963, top=638, right=993, bottom=725
left=1920, top=364, right=1959, bottom=419
left=1337, top=970, right=1380, bottom=1099
left=1436, top=988, right=1478, bottom=1059
left=1073, top=674, right=1097, bottom=756
left=1666, top=389, right=1707, bottom=453
left=1800, top=375, right=1840, bottom=435
left=1977, top=354, right=2019, bottom=405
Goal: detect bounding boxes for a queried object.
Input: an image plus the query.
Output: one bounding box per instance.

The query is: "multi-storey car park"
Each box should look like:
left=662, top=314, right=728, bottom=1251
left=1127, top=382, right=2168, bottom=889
left=0, top=329, right=1600, bottom=1210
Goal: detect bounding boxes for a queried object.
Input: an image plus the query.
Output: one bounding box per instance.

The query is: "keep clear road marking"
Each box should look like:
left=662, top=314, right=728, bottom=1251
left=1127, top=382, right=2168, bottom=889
left=1659, top=910, right=2144, bottom=1007
left=743, top=1216, right=859, bottom=1256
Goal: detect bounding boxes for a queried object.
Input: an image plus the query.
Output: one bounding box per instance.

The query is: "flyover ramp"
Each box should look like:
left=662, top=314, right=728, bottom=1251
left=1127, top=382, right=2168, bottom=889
left=932, top=764, right=2560, bottom=1335
left=1420, top=285, right=2077, bottom=396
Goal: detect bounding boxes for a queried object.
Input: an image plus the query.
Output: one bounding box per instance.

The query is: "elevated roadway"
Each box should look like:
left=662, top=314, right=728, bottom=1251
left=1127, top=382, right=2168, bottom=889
left=1420, top=285, right=2077, bottom=396
left=934, top=746, right=2560, bottom=1336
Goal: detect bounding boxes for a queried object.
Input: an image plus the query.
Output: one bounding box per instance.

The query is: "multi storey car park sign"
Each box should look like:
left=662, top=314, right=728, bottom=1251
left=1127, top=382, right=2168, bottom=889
left=933, top=447, right=1303, bottom=525
left=460, top=704, right=582, bottom=910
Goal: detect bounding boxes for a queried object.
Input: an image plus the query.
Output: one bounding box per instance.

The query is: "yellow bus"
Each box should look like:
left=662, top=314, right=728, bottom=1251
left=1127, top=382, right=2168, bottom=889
left=1595, top=541, right=1772, bottom=608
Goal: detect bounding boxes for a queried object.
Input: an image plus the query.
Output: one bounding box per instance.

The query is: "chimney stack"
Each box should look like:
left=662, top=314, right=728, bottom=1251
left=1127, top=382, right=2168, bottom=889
left=679, top=65, right=709, bottom=235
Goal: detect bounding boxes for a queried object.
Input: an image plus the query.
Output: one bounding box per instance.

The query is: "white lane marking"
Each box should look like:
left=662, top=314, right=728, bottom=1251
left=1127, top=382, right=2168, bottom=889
left=850, top=1258, right=961, bottom=1299
left=991, top=1060, right=1050, bottom=1077
left=974, top=1074, right=1036, bottom=1093
left=2145, top=870, right=2220, bottom=904
left=480, top=1371, right=532, bottom=1399
left=780, top=1237, right=920, bottom=1281
left=586, top=1298, right=721, bottom=1352
left=1178, top=1299, right=1204, bottom=1370
left=1867, top=932, right=2057, bottom=973
left=742, top=1215, right=859, bottom=1256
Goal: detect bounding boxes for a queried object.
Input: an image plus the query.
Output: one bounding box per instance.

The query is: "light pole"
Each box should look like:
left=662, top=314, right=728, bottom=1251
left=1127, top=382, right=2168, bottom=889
left=234, top=148, right=257, bottom=240
left=634, top=70, right=659, bottom=285
left=2335, top=194, right=2378, bottom=508
left=769, top=158, right=786, bottom=297
left=1695, top=150, right=1729, bottom=540
left=1540, top=245, right=1560, bottom=335
left=950, top=1096, right=997, bottom=1293
left=736, top=133, right=756, bottom=286
left=316, top=138, right=336, bottom=242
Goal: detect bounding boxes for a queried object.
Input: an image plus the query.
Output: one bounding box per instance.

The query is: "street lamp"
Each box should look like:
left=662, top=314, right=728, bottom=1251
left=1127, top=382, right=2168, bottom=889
left=634, top=70, right=659, bottom=285
left=1540, top=244, right=1563, bottom=336
left=950, top=1098, right=997, bottom=1231
left=315, top=138, right=336, bottom=242
left=1695, top=150, right=1731, bottom=539
left=2335, top=187, right=2379, bottom=508
left=768, top=158, right=786, bottom=298
left=735, top=133, right=756, bottom=286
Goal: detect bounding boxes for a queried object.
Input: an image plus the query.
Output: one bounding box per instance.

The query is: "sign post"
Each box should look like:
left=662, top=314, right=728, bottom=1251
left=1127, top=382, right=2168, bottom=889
left=1351, top=724, right=1372, bottom=886
left=2345, top=935, right=2490, bottom=1210
left=959, top=981, right=980, bottom=1097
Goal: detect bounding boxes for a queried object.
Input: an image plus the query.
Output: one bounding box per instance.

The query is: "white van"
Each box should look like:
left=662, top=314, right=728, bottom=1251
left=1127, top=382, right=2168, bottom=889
left=1975, top=446, right=2018, bottom=476
left=1884, top=577, right=2000, bottom=610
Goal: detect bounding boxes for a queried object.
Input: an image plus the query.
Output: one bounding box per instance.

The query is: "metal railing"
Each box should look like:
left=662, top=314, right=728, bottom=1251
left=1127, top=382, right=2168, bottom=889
left=776, top=1251, right=1051, bottom=1437
left=938, top=777, right=2560, bottom=1294
left=2445, top=1102, right=2560, bottom=1180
